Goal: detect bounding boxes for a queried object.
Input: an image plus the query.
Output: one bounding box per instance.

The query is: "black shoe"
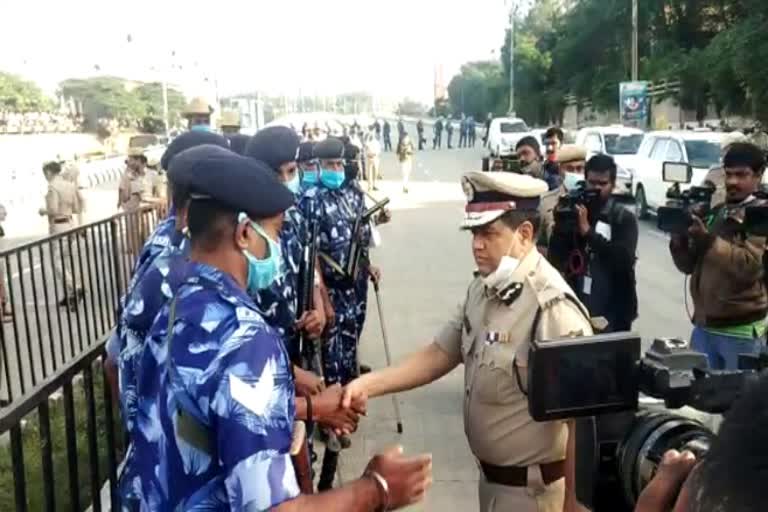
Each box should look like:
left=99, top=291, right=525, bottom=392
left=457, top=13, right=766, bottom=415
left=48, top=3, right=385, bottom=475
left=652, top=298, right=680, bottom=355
left=57, top=297, right=70, bottom=307
left=359, top=364, right=373, bottom=374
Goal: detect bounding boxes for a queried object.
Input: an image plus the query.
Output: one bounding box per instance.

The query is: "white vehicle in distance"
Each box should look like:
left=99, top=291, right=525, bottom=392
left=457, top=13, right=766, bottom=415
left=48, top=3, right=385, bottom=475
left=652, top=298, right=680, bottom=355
left=575, top=125, right=644, bottom=199
left=630, top=130, right=726, bottom=218
left=487, top=117, right=534, bottom=157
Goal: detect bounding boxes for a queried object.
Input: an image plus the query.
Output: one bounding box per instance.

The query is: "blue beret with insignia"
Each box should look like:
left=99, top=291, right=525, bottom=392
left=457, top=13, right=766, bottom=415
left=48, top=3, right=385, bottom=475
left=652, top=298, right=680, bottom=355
left=160, top=130, right=230, bottom=170
left=226, top=134, right=251, bottom=156
left=244, top=126, right=300, bottom=172
left=313, top=137, right=345, bottom=160
left=298, top=141, right=315, bottom=162
left=168, top=144, right=293, bottom=218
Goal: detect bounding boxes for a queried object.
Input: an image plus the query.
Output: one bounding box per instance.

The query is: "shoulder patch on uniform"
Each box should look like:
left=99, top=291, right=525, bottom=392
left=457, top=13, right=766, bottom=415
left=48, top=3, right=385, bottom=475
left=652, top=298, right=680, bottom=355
left=497, top=282, right=524, bottom=306
left=526, top=272, right=567, bottom=310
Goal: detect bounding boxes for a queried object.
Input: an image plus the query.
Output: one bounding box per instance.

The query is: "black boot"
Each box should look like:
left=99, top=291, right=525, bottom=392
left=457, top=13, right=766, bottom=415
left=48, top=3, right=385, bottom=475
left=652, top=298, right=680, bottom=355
left=317, top=447, right=339, bottom=491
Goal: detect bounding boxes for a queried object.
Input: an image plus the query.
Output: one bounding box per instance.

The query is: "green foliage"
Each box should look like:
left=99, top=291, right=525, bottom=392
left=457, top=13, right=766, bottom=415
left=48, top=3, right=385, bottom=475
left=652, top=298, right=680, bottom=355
left=451, top=0, right=768, bottom=125
left=396, top=98, right=429, bottom=117
left=0, top=72, right=54, bottom=112
left=447, top=61, right=507, bottom=119
left=0, top=363, right=125, bottom=511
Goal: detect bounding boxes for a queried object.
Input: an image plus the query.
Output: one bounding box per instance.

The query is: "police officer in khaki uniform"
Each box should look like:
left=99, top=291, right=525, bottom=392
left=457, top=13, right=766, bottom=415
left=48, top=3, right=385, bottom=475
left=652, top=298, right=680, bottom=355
left=343, top=171, right=593, bottom=512
left=183, top=96, right=214, bottom=131
left=219, top=109, right=241, bottom=135
left=39, top=161, right=83, bottom=308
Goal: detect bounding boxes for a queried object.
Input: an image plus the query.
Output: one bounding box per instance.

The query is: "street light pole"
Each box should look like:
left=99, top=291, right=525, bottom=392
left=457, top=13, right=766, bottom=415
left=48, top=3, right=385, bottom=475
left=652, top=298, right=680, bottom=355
left=507, top=0, right=516, bottom=117
left=631, top=0, right=639, bottom=81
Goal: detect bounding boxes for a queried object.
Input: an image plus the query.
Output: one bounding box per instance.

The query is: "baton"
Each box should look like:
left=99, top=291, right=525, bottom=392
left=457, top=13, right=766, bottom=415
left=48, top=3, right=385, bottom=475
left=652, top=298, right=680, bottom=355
left=372, top=280, right=404, bottom=434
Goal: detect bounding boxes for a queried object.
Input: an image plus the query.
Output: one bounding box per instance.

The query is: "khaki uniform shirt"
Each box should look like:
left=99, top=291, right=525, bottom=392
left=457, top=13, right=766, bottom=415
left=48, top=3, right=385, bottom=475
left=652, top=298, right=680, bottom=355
left=436, top=249, right=593, bottom=467
left=45, top=175, right=80, bottom=223
left=119, top=169, right=147, bottom=212
left=537, top=185, right=565, bottom=249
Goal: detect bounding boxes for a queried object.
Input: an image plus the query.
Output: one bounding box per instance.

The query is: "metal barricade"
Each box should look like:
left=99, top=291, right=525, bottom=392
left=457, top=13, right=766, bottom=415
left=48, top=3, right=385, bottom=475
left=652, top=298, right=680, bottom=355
left=0, top=206, right=163, bottom=404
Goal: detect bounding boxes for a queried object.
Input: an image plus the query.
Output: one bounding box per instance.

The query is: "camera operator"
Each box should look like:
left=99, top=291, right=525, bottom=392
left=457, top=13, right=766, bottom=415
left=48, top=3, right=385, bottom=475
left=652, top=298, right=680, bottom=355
left=702, top=132, right=748, bottom=207
left=635, top=368, right=768, bottom=512
left=669, top=142, right=768, bottom=370
left=516, top=136, right=544, bottom=179
left=548, top=154, right=639, bottom=332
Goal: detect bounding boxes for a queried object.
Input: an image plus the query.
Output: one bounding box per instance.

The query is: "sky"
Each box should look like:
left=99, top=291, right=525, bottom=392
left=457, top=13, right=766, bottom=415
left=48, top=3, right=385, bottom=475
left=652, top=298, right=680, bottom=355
left=1, top=0, right=511, bottom=104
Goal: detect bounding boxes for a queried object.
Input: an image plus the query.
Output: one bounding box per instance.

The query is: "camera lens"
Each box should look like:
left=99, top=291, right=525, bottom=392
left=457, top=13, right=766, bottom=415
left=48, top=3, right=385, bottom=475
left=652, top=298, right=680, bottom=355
left=616, top=410, right=714, bottom=507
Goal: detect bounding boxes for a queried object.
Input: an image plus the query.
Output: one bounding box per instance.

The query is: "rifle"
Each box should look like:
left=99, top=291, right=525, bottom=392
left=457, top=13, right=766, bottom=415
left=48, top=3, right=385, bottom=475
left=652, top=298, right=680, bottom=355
left=344, top=197, right=390, bottom=284
left=290, top=420, right=314, bottom=494
left=295, top=208, right=320, bottom=364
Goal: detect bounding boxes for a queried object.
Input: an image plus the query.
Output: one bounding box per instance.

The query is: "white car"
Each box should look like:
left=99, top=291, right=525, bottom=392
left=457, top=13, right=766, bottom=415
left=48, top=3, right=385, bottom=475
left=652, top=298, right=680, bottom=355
left=487, top=117, right=533, bottom=157
left=630, top=131, right=726, bottom=218
left=575, top=126, right=644, bottom=199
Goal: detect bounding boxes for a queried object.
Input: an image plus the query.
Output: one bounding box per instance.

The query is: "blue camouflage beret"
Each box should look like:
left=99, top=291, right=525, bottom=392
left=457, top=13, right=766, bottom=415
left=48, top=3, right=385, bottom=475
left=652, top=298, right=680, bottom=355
left=226, top=134, right=251, bottom=156
left=168, top=144, right=294, bottom=218
left=313, top=137, right=345, bottom=160
left=161, top=130, right=230, bottom=170
left=298, top=141, right=315, bottom=162
left=244, top=126, right=300, bottom=172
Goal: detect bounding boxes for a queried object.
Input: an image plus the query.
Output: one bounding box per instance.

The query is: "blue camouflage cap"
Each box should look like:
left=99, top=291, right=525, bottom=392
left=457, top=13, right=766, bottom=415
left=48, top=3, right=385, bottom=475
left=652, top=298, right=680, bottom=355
left=313, top=137, right=345, bottom=160
left=168, top=144, right=294, bottom=219
left=226, top=133, right=251, bottom=156
left=244, top=126, right=300, bottom=172
left=160, top=130, right=230, bottom=170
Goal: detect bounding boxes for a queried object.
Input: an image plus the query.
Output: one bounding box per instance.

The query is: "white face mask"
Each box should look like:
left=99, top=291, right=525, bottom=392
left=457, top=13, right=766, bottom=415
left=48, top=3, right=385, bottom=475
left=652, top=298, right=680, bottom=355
left=563, top=172, right=584, bottom=191
left=482, top=255, right=520, bottom=289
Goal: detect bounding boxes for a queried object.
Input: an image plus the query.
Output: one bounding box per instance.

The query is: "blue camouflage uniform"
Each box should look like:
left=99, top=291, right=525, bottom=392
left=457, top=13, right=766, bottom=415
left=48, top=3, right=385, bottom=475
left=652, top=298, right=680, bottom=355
left=123, top=261, right=299, bottom=510
left=300, top=181, right=369, bottom=385
left=251, top=204, right=305, bottom=362
left=121, top=144, right=300, bottom=509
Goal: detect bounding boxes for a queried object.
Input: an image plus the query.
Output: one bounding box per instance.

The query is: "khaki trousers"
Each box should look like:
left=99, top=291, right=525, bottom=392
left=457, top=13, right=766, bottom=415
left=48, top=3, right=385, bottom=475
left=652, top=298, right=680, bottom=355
left=50, top=222, right=79, bottom=297
left=478, top=466, right=565, bottom=512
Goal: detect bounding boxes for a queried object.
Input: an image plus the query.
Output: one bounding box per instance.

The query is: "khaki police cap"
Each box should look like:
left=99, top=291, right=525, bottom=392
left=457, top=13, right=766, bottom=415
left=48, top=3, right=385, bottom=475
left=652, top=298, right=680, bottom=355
left=460, top=170, right=548, bottom=229
left=183, top=97, right=214, bottom=117
left=558, top=145, right=588, bottom=164
left=220, top=110, right=241, bottom=128
left=127, top=147, right=146, bottom=158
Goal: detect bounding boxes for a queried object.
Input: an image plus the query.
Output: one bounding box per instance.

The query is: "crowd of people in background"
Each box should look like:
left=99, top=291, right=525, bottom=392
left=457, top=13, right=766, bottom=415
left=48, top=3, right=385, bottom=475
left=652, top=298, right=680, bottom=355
left=0, top=111, right=84, bottom=134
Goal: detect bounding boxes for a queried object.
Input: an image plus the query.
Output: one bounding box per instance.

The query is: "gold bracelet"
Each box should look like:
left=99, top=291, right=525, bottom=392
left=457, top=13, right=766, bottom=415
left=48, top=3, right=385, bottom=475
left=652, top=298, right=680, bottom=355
left=364, top=469, right=390, bottom=511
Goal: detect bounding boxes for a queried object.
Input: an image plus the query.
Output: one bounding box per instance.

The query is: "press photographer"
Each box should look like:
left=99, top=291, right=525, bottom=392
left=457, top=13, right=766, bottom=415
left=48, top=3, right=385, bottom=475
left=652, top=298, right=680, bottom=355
left=669, top=142, right=768, bottom=370
left=548, top=154, right=639, bottom=332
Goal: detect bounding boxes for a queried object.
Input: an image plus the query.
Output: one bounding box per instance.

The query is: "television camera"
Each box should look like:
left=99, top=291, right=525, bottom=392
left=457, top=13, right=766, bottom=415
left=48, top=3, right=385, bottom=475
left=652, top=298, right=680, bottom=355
left=552, top=181, right=602, bottom=233
left=656, top=162, right=714, bottom=234
left=526, top=332, right=767, bottom=511
left=482, top=153, right=522, bottom=174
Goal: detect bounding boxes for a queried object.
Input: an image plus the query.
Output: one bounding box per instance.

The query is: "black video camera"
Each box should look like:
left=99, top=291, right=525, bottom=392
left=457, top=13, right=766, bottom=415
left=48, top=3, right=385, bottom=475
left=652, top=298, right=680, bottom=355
left=657, top=162, right=714, bottom=234
left=482, top=154, right=522, bottom=173
left=742, top=186, right=768, bottom=236
left=553, top=182, right=602, bottom=233
left=527, top=332, right=766, bottom=511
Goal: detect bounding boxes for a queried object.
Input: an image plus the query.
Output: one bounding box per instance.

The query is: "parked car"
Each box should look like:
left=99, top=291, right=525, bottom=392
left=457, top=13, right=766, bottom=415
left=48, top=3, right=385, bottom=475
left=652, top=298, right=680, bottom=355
left=487, top=117, right=534, bottom=157
left=630, top=131, right=726, bottom=218
left=575, top=126, right=644, bottom=200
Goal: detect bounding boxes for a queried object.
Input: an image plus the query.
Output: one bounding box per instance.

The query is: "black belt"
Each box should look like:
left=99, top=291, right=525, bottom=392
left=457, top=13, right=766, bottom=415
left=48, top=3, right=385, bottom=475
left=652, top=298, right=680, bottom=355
left=53, top=217, right=73, bottom=224
left=479, top=460, right=565, bottom=487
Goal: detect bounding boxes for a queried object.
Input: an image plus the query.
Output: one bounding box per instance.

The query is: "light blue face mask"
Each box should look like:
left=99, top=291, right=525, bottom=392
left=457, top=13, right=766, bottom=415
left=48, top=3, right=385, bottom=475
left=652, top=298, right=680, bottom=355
left=190, top=124, right=211, bottom=132
left=239, top=213, right=282, bottom=293
left=563, top=172, right=584, bottom=191
left=302, top=169, right=319, bottom=186
left=319, top=168, right=345, bottom=189
left=285, top=174, right=301, bottom=194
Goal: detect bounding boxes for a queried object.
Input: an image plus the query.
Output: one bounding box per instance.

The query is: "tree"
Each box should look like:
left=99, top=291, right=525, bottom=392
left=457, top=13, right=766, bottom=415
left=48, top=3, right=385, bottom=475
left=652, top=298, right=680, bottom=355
left=59, top=77, right=145, bottom=121
left=133, top=82, right=186, bottom=132
left=396, top=98, right=429, bottom=117
left=0, top=72, right=53, bottom=112
left=447, top=61, right=507, bottom=120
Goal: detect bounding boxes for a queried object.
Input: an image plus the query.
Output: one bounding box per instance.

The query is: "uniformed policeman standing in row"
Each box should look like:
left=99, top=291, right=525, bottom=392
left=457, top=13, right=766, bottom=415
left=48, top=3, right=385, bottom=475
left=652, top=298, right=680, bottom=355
left=182, top=96, right=214, bottom=131
left=125, top=144, right=432, bottom=510
left=39, top=160, right=84, bottom=309
left=219, top=109, right=241, bottom=135
left=343, top=171, right=593, bottom=512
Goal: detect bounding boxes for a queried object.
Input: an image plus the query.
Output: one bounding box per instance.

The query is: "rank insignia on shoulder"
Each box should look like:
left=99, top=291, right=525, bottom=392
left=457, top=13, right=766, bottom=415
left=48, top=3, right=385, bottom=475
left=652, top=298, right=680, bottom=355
left=485, top=331, right=510, bottom=345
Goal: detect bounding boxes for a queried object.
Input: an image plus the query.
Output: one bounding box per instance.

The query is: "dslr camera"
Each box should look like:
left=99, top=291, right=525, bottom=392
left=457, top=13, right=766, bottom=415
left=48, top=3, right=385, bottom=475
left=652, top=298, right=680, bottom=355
left=526, top=332, right=766, bottom=511
left=553, top=181, right=602, bottom=233
left=742, top=185, right=768, bottom=236
left=482, top=153, right=522, bottom=173
left=656, top=162, right=714, bottom=234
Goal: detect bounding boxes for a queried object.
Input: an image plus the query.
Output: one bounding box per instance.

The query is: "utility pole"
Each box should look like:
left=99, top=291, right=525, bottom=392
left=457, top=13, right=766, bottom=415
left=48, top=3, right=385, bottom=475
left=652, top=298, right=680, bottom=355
left=507, top=0, right=516, bottom=117
left=631, top=0, right=639, bottom=81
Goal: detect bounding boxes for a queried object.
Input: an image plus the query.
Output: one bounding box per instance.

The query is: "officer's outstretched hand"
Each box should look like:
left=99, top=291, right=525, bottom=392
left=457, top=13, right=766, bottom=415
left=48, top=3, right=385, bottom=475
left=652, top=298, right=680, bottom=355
left=296, top=309, right=325, bottom=339
left=314, top=384, right=361, bottom=436
left=365, top=446, right=433, bottom=510
left=369, top=266, right=382, bottom=285
left=634, top=449, right=697, bottom=512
